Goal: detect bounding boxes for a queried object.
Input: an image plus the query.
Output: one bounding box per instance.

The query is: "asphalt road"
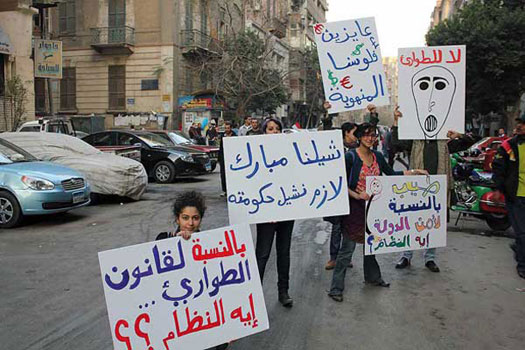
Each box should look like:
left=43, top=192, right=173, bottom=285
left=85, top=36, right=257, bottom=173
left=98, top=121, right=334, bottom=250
left=1, top=170, right=524, bottom=350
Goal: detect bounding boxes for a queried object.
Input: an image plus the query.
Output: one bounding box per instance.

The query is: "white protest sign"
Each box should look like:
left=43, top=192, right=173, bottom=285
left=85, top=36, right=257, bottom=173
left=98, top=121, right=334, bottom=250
left=398, top=45, right=466, bottom=139
left=98, top=224, right=268, bottom=350
left=365, top=175, right=447, bottom=255
left=313, top=17, right=389, bottom=113
left=224, top=130, right=349, bottom=225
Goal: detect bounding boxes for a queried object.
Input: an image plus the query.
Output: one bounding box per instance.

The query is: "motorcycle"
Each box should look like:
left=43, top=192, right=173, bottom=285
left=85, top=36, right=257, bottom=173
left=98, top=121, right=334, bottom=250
left=450, top=153, right=510, bottom=231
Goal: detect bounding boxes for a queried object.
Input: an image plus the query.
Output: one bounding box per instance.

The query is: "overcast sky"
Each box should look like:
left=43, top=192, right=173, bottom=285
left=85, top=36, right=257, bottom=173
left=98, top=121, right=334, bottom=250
left=326, top=0, right=437, bottom=57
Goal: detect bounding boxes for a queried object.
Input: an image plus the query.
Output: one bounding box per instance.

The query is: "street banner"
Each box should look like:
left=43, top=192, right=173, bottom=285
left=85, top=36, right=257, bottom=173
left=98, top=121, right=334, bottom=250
left=365, top=175, right=447, bottom=255
left=98, top=224, right=268, bottom=350
left=224, top=130, right=349, bottom=224
left=398, top=45, right=466, bottom=139
left=313, top=17, right=389, bottom=113
left=34, top=39, right=62, bottom=79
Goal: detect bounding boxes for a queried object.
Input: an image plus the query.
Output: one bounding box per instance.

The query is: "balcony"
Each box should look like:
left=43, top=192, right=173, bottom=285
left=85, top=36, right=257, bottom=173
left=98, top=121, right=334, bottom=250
left=180, top=29, right=221, bottom=58
left=91, top=26, right=135, bottom=55
left=269, top=17, right=287, bottom=39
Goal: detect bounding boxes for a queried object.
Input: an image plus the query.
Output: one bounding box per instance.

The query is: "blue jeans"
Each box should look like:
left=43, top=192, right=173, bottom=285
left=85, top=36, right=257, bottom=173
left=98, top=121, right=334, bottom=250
left=329, top=220, right=343, bottom=261
left=401, top=248, right=436, bottom=263
left=328, top=233, right=358, bottom=295
left=507, top=197, right=525, bottom=273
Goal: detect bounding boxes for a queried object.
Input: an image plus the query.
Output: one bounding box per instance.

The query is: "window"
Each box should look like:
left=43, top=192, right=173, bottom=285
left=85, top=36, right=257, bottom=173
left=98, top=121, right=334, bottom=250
left=109, top=0, right=126, bottom=27
left=91, top=133, right=115, bottom=146
left=20, top=126, right=41, bottom=132
left=118, top=133, right=139, bottom=146
left=34, top=78, right=46, bottom=114
left=59, top=0, right=76, bottom=34
left=141, top=79, right=158, bottom=90
left=60, top=67, right=76, bottom=110
left=0, top=54, right=4, bottom=96
left=108, top=0, right=126, bottom=43
left=108, top=65, right=125, bottom=110
left=185, top=0, right=193, bottom=31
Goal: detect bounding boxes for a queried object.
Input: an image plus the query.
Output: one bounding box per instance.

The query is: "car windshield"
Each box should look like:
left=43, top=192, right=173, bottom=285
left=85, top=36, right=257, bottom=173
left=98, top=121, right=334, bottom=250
left=168, top=132, right=192, bottom=145
left=136, top=133, right=175, bottom=147
left=0, top=139, right=37, bottom=163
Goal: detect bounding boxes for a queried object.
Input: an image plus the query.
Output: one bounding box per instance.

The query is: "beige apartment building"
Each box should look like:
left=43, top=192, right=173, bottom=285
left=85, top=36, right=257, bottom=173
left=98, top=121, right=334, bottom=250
left=43, top=0, right=243, bottom=130
left=0, top=0, right=37, bottom=131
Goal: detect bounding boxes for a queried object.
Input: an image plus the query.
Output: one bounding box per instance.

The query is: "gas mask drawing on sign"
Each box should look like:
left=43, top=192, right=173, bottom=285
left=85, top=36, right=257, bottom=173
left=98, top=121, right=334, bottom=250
left=411, top=66, right=456, bottom=138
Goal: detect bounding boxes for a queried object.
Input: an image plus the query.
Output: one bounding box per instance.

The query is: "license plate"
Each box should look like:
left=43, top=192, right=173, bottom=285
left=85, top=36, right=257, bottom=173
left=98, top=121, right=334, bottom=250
left=205, top=162, right=212, bottom=171
left=72, top=191, right=84, bottom=204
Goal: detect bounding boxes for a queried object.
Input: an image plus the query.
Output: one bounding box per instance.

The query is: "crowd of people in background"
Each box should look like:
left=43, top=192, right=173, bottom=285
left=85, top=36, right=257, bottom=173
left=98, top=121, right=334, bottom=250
left=182, top=102, right=525, bottom=310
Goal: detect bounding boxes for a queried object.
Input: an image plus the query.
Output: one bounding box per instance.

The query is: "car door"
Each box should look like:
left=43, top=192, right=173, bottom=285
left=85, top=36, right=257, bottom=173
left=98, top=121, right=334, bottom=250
left=116, top=132, right=155, bottom=170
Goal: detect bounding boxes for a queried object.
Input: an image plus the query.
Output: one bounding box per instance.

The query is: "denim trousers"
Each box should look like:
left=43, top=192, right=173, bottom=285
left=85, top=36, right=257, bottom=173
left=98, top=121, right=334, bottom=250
left=256, top=221, right=294, bottom=292
left=329, top=220, right=343, bottom=261
left=401, top=248, right=436, bottom=263
left=507, top=197, right=525, bottom=272
left=329, top=235, right=381, bottom=295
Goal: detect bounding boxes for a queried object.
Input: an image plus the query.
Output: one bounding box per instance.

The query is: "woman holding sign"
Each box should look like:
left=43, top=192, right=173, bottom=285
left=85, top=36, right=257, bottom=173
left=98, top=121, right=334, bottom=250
left=155, top=191, right=231, bottom=350
left=328, top=123, right=427, bottom=302
left=255, top=118, right=295, bottom=308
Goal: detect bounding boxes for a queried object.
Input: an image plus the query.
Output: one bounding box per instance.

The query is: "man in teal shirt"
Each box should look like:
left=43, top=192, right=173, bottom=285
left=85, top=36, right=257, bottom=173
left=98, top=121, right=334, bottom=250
left=493, top=113, right=525, bottom=279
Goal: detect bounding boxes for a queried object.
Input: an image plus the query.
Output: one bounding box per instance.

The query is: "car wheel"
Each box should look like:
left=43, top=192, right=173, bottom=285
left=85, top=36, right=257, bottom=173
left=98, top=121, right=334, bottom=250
left=485, top=215, right=511, bottom=232
left=0, top=191, right=23, bottom=229
left=211, top=163, right=217, bottom=172
left=154, top=161, right=176, bottom=183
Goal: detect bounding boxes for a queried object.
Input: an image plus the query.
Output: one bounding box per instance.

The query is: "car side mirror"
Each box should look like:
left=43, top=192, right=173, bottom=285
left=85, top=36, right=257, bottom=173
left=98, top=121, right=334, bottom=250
left=134, top=142, right=143, bottom=148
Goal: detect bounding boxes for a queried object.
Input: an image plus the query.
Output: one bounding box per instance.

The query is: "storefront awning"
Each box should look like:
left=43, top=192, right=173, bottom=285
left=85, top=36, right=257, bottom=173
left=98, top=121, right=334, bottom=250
left=0, top=26, right=13, bottom=55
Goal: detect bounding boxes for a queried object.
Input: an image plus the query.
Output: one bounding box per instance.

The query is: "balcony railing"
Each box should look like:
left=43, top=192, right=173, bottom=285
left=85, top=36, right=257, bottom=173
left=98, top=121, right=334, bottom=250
left=91, top=26, right=135, bottom=54
left=180, top=29, right=221, bottom=57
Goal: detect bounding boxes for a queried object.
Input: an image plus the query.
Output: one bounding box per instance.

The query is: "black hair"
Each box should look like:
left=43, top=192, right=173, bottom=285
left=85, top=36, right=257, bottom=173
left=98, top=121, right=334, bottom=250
left=244, top=116, right=251, bottom=121
left=262, top=118, right=283, bottom=133
left=354, top=123, right=377, bottom=139
left=173, top=191, right=206, bottom=218
left=341, top=122, right=356, bottom=138
left=224, top=120, right=233, bottom=127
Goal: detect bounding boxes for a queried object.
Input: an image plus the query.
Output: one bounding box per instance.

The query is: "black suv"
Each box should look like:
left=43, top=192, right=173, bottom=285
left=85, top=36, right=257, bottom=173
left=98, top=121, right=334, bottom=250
left=83, top=130, right=211, bottom=183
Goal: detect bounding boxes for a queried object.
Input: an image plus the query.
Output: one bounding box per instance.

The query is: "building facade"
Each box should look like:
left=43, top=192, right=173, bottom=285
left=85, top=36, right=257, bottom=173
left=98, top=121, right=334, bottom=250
left=42, top=0, right=243, bottom=130
left=0, top=0, right=37, bottom=131
left=287, top=0, right=327, bottom=127
left=430, top=0, right=469, bottom=28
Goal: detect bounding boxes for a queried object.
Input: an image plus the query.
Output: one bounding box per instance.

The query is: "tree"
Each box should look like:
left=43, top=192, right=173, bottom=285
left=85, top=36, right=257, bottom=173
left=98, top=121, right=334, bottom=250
left=193, top=30, right=289, bottom=119
left=2, top=75, right=28, bottom=132
left=426, top=0, right=525, bottom=119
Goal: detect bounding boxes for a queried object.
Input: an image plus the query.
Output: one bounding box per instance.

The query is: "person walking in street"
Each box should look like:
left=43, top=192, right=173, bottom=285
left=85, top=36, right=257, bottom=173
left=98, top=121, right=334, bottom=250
left=218, top=121, right=237, bottom=197
left=246, top=118, right=263, bottom=136
left=492, top=113, right=525, bottom=279
left=206, top=119, right=218, bottom=146
left=328, top=123, right=428, bottom=302
left=325, top=121, right=358, bottom=270
left=255, top=118, right=295, bottom=308
left=154, top=190, right=231, bottom=350
left=238, top=116, right=252, bottom=136
left=392, top=107, right=476, bottom=272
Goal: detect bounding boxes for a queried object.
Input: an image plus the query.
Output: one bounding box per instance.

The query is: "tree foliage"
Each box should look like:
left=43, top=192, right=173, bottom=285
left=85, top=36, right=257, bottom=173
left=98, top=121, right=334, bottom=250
left=196, top=30, right=288, bottom=118
left=2, top=75, right=28, bottom=132
left=426, top=0, right=525, bottom=117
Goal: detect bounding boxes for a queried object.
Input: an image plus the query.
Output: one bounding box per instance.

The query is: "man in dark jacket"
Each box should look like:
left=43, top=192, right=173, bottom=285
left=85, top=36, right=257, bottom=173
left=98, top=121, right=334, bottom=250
left=492, top=113, right=525, bottom=279
left=218, top=121, right=237, bottom=197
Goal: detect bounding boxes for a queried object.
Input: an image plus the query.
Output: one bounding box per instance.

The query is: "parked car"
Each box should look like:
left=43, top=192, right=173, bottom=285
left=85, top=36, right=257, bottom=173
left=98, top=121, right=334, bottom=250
left=17, top=118, right=88, bottom=138
left=0, top=133, right=147, bottom=200
left=150, top=130, right=219, bottom=171
left=0, top=138, right=90, bottom=228
left=83, top=130, right=211, bottom=183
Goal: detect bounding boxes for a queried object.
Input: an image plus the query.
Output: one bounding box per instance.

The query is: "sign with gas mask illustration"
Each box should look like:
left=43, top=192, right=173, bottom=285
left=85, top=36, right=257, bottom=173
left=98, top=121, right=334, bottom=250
left=397, top=45, right=466, bottom=140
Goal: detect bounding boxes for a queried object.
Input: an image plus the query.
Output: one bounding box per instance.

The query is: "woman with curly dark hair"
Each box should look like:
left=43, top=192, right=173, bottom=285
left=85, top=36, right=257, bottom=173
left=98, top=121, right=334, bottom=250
left=155, top=190, right=207, bottom=241
left=154, top=191, right=230, bottom=350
